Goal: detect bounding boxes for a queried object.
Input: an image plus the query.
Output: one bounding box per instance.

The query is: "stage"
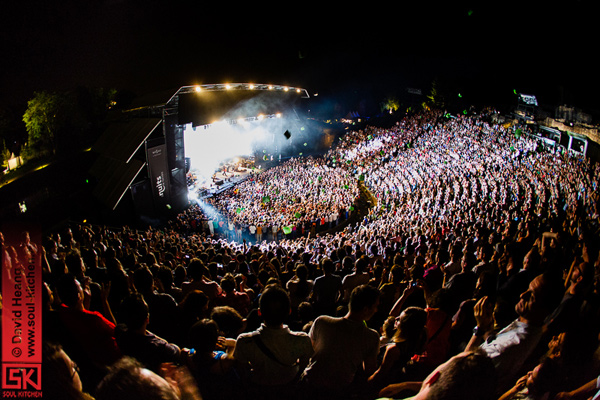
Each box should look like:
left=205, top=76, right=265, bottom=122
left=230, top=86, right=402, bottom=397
left=187, top=163, right=255, bottom=200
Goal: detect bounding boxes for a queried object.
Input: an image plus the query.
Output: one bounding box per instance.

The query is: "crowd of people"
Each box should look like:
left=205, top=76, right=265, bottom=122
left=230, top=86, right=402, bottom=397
left=3, top=107, right=600, bottom=400
left=179, top=154, right=361, bottom=242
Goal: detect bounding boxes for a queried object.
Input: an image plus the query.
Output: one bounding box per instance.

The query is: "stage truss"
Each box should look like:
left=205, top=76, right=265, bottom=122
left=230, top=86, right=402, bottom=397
left=163, top=83, right=310, bottom=117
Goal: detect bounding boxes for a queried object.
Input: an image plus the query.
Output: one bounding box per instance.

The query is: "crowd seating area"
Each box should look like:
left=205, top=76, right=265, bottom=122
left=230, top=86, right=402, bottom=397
left=5, top=108, right=600, bottom=400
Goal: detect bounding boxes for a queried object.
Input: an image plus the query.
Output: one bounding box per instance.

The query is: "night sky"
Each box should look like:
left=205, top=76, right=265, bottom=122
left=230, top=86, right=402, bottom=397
left=1, top=1, right=597, bottom=115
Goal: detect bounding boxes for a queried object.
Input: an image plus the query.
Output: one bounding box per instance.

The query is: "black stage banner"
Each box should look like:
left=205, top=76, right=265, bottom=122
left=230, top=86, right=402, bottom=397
left=147, top=144, right=171, bottom=208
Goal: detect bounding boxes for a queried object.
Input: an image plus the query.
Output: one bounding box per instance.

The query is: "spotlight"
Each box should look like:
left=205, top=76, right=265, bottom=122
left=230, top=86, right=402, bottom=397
left=195, top=86, right=202, bottom=92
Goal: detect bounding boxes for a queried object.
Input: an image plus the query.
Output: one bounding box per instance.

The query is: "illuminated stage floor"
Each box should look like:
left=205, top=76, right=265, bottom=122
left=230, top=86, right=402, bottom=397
left=189, top=167, right=253, bottom=199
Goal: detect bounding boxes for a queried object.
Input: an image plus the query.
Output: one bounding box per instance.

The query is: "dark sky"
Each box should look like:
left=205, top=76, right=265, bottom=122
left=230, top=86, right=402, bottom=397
left=1, top=1, right=597, bottom=114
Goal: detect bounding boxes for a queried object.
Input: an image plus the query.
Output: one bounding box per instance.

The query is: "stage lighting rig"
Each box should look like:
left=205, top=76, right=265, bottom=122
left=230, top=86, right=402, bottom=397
left=174, top=83, right=309, bottom=97
left=163, top=83, right=309, bottom=119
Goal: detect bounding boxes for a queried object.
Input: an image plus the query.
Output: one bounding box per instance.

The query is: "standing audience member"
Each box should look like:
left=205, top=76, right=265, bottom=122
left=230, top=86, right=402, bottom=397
left=181, top=258, right=222, bottom=306
left=133, top=266, right=180, bottom=343
left=234, top=285, right=314, bottom=400
left=302, top=284, right=381, bottom=400
left=114, top=292, right=185, bottom=373
left=310, top=258, right=343, bottom=316
left=215, top=272, right=252, bottom=317
left=341, top=256, right=371, bottom=304
left=286, top=264, right=314, bottom=317
left=52, top=273, right=121, bottom=391
left=175, top=290, right=210, bottom=347
left=186, top=319, right=239, bottom=400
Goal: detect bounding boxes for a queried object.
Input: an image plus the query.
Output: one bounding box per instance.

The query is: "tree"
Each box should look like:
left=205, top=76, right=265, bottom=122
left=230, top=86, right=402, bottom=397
left=381, top=97, right=400, bottom=114
left=22, top=91, right=70, bottom=156
left=0, top=106, right=27, bottom=166
left=0, top=108, right=10, bottom=166
left=422, top=79, right=446, bottom=111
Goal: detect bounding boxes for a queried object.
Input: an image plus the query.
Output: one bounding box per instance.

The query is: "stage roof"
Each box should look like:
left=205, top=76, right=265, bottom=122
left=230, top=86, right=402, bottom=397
left=90, top=155, right=146, bottom=210
left=172, top=84, right=309, bottom=127
left=90, top=117, right=161, bottom=210
left=125, top=84, right=310, bottom=126
left=92, top=117, right=162, bottom=163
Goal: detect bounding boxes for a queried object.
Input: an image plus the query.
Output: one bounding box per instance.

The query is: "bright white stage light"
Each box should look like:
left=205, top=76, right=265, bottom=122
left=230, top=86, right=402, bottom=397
left=183, top=121, right=266, bottom=184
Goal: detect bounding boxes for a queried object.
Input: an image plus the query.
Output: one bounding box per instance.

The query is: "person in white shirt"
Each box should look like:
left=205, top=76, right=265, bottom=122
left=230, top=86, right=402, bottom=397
left=465, top=272, right=563, bottom=393
left=302, top=285, right=380, bottom=400
left=234, top=285, right=313, bottom=398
